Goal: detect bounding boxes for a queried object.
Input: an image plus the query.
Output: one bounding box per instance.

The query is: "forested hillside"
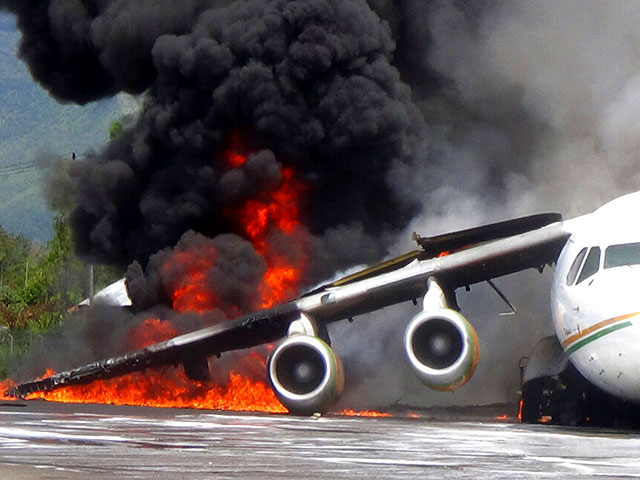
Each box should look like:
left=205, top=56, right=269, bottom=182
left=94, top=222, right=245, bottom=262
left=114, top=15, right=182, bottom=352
left=0, top=215, right=122, bottom=378
left=0, top=12, right=132, bottom=241
left=0, top=12, right=131, bottom=378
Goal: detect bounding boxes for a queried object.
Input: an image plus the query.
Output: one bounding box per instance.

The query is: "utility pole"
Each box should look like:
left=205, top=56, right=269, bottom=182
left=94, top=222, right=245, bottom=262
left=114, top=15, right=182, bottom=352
left=87, top=264, right=94, bottom=301
left=0, top=326, right=13, bottom=356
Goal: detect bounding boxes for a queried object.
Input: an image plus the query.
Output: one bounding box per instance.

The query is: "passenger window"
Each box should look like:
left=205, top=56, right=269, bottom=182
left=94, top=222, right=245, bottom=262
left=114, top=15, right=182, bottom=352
left=604, top=243, right=640, bottom=268
left=576, top=247, right=601, bottom=284
left=566, top=247, right=587, bottom=286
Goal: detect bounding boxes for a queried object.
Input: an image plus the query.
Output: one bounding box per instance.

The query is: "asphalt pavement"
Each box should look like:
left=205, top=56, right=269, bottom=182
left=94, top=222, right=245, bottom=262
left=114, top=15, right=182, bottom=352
left=1, top=400, right=639, bottom=479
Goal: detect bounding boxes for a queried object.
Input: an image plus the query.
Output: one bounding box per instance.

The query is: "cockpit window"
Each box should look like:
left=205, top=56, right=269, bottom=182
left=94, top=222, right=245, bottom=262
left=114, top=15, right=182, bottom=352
left=604, top=243, right=640, bottom=269
left=576, top=247, right=601, bottom=284
left=566, top=247, right=587, bottom=286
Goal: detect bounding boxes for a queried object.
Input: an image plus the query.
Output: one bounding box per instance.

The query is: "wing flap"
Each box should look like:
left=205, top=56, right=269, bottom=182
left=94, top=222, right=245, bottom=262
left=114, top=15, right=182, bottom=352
left=413, top=213, right=563, bottom=257
left=433, top=220, right=570, bottom=289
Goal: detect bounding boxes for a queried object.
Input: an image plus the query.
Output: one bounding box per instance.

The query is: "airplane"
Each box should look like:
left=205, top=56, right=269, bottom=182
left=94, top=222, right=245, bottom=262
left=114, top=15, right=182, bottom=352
left=8, top=191, right=640, bottom=425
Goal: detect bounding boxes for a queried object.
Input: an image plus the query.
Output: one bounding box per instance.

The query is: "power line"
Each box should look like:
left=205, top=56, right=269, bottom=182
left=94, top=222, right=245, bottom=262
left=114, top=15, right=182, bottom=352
left=0, top=152, right=91, bottom=178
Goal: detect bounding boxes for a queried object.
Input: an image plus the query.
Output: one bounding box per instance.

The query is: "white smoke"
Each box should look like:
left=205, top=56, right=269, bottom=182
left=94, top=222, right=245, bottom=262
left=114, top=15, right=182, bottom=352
left=422, top=0, right=640, bottom=217
left=337, top=0, right=640, bottom=410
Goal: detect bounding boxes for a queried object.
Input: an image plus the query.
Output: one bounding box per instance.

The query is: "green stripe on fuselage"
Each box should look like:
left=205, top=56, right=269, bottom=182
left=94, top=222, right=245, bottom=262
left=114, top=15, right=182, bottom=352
left=565, top=321, right=633, bottom=356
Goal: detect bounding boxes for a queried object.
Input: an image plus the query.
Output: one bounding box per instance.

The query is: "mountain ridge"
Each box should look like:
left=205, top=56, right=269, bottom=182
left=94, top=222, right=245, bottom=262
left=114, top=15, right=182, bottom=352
left=0, top=12, right=132, bottom=242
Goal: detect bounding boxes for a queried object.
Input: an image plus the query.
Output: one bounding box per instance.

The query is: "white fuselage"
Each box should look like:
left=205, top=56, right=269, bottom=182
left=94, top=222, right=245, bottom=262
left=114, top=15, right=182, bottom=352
left=552, top=192, right=640, bottom=401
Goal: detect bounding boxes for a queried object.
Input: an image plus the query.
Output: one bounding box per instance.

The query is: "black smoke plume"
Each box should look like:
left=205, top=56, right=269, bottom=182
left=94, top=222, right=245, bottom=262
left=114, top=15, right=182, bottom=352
left=0, top=0, right=208, bottom=103
left=3, top=0, right=426, bottom=278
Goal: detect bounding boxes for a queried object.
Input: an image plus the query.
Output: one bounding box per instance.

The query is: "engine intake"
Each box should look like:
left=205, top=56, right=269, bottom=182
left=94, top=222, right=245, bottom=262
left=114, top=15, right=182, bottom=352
left=268, top=335, right=344, bottom=415
left=404, top=309, right=479, bottom=391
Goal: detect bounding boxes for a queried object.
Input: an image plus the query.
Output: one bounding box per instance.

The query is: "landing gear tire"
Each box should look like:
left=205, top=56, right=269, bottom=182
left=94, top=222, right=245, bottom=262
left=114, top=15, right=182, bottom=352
left=520, top=363, right=640, bottom=427
left=520, top=374, right=586, bottom=426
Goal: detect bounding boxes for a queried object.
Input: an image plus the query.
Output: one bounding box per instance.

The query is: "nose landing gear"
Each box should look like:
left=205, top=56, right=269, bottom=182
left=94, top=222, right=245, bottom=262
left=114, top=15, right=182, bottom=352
left=520, top=363, right=640, bottom=427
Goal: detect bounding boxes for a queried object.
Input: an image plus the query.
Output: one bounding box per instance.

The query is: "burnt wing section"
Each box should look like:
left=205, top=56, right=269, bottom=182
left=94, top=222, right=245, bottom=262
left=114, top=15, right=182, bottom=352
left=301, top=250, right=424, bottom=296
left=7, top=302, right=300, bottom=398
left=305, top=213, right=564, bottom=295
left=413, top=213, right=563, bottom=257
left=437, top=223, right=570, bottom=291
left=302, top=219, right=571, bottom=325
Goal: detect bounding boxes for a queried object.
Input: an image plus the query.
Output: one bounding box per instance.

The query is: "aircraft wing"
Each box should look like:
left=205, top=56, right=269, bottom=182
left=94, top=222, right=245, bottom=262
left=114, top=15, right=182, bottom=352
left=7, top=302, right=302, bottom=397
left=295, top=216, right=571, bottom=322
left=7, top=213, right=573, bottom=398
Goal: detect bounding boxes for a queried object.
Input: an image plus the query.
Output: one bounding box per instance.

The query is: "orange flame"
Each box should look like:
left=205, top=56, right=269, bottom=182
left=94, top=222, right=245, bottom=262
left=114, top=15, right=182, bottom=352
left=127, top=318, right=178, bottom=349
left=222, top=133, right=308, bottom=308
left=223, top=130, right=249, bottom=168
left=25, top=368, right=286, bottom=413
left=0, top=378, right=16, bottom=401
left=341, top=409, right=393, bottom=418
left=163, top=247, right=219, bottom=314
left=518, top=398, right=524, bottom=422
left=235, top=167, right=305, bottom=250
left=261, top=264, right=298, bottom=308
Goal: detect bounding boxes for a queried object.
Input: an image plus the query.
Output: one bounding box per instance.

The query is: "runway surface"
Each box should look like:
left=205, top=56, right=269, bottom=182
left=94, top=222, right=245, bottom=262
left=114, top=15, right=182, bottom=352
left=1, top=401, right=639, bottom=479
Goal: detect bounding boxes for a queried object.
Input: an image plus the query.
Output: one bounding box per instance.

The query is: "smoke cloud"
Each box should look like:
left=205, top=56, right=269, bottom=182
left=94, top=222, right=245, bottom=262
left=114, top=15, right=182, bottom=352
left=350, top=0, right=640, bottom=407
left=3, top=0, right=423, bottom=274
left=394, top=0, right=640, bottom=227
left=7, top=0, right=640, bottom=409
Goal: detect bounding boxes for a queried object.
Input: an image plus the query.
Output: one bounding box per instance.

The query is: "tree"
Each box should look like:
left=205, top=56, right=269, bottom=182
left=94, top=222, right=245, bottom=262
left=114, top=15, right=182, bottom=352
left=109, top=120, right=124, bottom=140
left=0, top=227, right=34, bottom=289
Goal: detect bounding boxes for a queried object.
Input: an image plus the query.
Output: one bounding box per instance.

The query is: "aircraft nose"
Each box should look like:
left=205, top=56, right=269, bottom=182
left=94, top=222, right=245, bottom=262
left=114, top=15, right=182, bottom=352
left=570, top=319, right=640, bottom=401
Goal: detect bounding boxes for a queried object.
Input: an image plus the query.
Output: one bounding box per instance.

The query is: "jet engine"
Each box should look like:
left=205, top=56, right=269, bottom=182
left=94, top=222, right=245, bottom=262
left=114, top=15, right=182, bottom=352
left=267, top=335, right=344, bottom=415
left=404, top=308, right=479, bottom=391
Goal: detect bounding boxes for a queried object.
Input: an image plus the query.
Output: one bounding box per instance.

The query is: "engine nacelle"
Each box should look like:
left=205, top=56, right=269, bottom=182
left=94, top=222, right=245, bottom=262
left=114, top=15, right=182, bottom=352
left=268, top=335, right=344, bottom=415
left=404, top=309, right=479, bottom=391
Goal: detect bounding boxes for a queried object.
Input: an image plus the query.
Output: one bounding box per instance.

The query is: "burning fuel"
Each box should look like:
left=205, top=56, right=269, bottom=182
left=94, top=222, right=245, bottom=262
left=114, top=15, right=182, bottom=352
left=127, top=319, right=178, bottom=349
left=23, top=367, right=288, bottom=413
left=222, top=136, right=309, bottom=309
left=0, top=379, right=15, bottom=402
left=341, top=410, right=393, bottom=418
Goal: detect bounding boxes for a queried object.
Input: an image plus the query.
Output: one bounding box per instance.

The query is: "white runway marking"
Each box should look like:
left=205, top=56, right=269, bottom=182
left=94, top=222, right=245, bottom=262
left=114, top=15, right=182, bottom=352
left=1, top=401, right=640, bottom=479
